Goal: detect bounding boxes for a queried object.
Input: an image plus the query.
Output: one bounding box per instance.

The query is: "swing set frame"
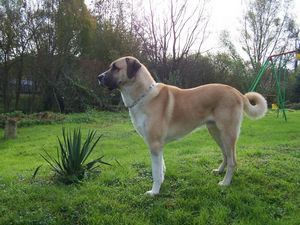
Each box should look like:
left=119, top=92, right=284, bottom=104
left=248, top=50, right=298, bottom=121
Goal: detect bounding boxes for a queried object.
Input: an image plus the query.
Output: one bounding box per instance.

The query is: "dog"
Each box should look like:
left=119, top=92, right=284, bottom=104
left=98, top=56, right=267, bottom=196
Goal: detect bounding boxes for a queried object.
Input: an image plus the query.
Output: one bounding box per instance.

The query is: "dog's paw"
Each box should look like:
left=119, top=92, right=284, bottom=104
left=218, top=180, right=230, bottom=186
left=212, top=169, right=223, bottom=174
left=145, top=190, right=159, bottom=197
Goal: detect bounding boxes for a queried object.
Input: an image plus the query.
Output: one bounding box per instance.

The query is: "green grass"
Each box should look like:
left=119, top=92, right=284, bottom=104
left=0, top=110, right=299, bottom=225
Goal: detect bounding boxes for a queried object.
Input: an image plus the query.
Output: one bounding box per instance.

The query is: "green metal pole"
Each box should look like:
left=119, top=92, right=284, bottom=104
left=281, top=58, right=288, bottom=121
left=273, top=56, right=287, bottom=121
left=249, top=60, right=270, bottom=92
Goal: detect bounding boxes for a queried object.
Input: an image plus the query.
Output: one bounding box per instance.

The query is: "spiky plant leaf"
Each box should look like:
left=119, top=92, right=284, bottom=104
left=85, top=156, right=112, bottom=170
left=32, top=165, right=42, bottom=180
left=41, top=127, right=109, bottom=184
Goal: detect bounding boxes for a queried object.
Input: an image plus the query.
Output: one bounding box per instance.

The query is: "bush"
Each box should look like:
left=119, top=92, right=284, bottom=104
left=0, top=111, right=98, bottom=128
left=0, top=111, right=65, bottom=128
left=41, top=128, right=110, bottom=184
left=286, top=102, right=300, bottom=110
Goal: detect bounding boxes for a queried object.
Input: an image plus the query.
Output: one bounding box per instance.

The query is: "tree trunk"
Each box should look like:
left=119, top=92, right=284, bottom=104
left=4, top=118, right=17, bottom=139
left=3, top=61, right=10, bottom=112
left=15, top=57, right=24, bottom=110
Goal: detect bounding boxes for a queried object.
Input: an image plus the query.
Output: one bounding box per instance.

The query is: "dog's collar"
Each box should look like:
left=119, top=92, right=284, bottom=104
left=126, top=83, right=157, bottom=109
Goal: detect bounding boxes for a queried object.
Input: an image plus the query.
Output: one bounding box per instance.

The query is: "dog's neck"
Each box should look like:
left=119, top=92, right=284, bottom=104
left=120, top=66, right=156, bottom=109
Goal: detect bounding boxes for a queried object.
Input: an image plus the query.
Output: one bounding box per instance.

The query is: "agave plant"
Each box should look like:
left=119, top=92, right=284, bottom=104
left=42, top=128, right=110, bottom=184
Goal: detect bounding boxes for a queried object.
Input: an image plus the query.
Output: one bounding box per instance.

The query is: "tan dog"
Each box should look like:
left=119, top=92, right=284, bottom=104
left=98, top=56, right=267, bottom=196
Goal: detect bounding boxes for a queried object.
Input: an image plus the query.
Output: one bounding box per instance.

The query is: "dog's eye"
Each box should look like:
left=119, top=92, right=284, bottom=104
left=112, top=64, right=120, bottom=72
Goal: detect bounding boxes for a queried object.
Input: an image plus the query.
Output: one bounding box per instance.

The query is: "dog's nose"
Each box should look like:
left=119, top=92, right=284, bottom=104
left=98, top=74, right=105, bottom=84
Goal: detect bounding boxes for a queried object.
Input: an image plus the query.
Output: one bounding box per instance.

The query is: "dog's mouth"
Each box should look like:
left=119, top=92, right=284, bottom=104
left=97, top=74, right=119, bottom=91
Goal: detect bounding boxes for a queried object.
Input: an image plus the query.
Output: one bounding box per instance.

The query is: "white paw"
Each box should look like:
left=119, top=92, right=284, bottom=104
left=145, top=190, right=159, bottom=197
left=218, top=180, right=230, bottom=186
left=212, top=169, right=222, bottom=174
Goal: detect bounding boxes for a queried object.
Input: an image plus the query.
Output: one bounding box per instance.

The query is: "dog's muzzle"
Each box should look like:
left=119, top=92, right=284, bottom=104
left=97, top=72, right=118, bottom=90
left=97, top=73, right=105, bottom=85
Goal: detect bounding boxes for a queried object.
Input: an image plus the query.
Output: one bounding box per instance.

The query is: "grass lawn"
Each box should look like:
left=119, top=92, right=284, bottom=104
left=0, top=110, right=299, bottom=225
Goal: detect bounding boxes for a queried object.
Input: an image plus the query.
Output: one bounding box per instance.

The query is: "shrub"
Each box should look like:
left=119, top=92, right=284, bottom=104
left=0, top=111, right=97, bottom=128
left=286, top=102, right=300, bottom=110
left=0, top=111, right=66, bottom=128
left=42, top=128, right=110, bottom=184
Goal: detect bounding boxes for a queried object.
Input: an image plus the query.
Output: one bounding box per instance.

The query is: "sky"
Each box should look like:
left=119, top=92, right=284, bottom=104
left=206, top=0, right=300, bottom=54
left=86, top=0, right=300, bottom=55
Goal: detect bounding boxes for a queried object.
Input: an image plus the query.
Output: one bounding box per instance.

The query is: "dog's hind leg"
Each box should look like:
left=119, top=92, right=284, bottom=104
left=217, top=125, right=239, bottom=186
left=207, top=122, right=227, bottom=174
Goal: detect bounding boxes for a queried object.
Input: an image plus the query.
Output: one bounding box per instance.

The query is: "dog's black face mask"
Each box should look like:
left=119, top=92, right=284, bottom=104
left=97, top=57, right=141, bottom=91
left=97, top=64, right=120, bottom=91
left=98, top=73, right=117, bottom=91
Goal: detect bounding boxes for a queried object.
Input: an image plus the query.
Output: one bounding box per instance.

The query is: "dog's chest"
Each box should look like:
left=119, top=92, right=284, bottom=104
left=129, top=109, right=147, bottom=138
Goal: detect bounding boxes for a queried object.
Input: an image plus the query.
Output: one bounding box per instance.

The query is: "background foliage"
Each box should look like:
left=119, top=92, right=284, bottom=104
left=0, top=0, right=299, bottom=113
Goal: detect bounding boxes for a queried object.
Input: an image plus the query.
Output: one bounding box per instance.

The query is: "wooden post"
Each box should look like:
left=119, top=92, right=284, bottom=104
left=4, top=118, right=17, bottom=139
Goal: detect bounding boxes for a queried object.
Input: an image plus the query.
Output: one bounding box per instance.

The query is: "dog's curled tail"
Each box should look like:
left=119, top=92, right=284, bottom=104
left=243, top=92, right=268, bottom=119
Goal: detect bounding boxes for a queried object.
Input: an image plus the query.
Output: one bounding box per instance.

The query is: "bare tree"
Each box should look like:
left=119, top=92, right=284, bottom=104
left=240, top=0, right=295, bottom=72
left=134, top=0, right=210, bottom=65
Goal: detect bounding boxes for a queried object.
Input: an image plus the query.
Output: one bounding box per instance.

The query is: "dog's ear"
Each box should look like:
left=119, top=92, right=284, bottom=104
left=126, top=57, right=141, bottom=79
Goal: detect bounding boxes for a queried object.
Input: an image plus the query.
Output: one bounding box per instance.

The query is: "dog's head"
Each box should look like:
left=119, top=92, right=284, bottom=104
left=98, top=56, right=141, bottom=90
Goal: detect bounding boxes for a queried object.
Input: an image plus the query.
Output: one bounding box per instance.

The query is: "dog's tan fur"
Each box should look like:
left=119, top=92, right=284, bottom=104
left=98, top=56, right=268, bottom=196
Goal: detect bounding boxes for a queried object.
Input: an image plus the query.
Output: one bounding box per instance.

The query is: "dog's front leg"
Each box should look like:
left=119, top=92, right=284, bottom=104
left=145, top=150, right=164, bottom=196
